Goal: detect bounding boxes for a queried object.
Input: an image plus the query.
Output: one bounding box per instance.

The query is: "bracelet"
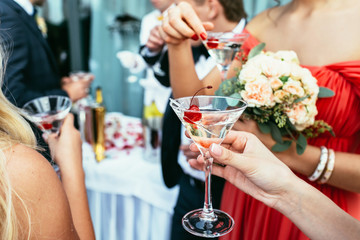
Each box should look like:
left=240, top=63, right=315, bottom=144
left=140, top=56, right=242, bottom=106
left=318, top=149, right=335, bottom=184
left=308, top=146, right=328, bottom=181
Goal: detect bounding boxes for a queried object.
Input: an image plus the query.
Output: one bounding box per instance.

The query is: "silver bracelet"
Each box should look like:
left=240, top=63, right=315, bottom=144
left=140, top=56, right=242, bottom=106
left=308, top=146, right=328, bottom=182
left=318, top=149, right=335, bottom=184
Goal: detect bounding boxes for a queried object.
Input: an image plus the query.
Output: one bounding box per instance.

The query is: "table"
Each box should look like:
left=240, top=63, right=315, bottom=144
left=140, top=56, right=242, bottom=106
left=82, top=114, right=179, bottom=240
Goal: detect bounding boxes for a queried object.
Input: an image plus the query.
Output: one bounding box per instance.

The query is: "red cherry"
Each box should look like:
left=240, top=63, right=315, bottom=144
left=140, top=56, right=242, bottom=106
left=206, top=38, right=219, bottom=49
left=183, top=86, right=213, bottom=124
left=184, top=105, right=201, bottom=123
left=41, top=123, right=53, bottom=130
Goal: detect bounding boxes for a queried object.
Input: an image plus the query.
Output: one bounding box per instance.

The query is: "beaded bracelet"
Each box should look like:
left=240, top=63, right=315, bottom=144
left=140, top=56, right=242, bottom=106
left=318, top=149, right=335, bottom=184
left=308, top=146, right=328, bottom=182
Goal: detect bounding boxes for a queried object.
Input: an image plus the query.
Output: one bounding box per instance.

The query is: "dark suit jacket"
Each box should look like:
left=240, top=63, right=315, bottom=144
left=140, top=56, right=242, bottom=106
left=0, top=0, right=68, bottom=108
left=160, top=45, right=210, bottom=188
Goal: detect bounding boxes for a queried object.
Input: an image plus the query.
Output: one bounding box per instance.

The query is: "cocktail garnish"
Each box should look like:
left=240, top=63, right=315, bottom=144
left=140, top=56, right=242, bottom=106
left=183, top=85, right=213, bottom=123
left=206, top=38, right=218, bottom=49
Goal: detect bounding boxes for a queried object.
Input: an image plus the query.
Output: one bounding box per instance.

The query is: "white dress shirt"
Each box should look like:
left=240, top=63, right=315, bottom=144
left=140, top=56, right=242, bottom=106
left=13, top=0, right=34, bottom=15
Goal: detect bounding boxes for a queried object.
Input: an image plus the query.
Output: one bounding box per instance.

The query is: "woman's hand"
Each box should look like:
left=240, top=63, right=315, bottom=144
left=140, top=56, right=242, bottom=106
left=159, top=2, right=213, bottom=45
left=188, top=131, right=296, bottom=208
left=46, top=114, right=83, bottom=175
left=233, top=118, right=276, bottom=150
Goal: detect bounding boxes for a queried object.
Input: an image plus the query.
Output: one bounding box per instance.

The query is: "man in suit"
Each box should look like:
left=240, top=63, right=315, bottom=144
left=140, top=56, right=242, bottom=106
left=0, top=0, right=92, bottom=108
left=0, top=0, right=92, bottom=162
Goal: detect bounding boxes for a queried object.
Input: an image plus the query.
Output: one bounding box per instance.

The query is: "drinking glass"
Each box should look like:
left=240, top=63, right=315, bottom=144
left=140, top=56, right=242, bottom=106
left=203, top=32, right=249, bottom=81
left=23, top=95, right=72, bottom=136
left=170, top=95, right=247, bottom=237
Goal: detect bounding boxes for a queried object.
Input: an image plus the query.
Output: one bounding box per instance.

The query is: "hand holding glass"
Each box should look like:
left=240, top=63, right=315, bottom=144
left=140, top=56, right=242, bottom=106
left=23, top=95, right=72, bottom=136
left=170, top=95, right=247, bottom=238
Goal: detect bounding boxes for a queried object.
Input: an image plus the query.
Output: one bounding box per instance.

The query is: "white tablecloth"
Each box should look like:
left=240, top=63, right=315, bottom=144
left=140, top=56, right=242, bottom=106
left=82, top=115, right=179, bottom=240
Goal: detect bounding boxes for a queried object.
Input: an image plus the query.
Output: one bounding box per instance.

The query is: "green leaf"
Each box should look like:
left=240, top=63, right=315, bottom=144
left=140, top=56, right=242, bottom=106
left=318, top=87, right=335, bottom=98
left=214, top=88, right=224, bottom=96
left=269, top=121, right=284, bottom=144
left=272, top=141, right=292, bottom=152
left=258, top=122, right=271, bottom=134
left=248, top=43, right=266, bottom=59
left=253, top=108, right=263, bottom=116
left=294, top=95, right=310, bottom=104
left=279, top=76, right=289, bottom=83
left=227, top=93, right=241, bottom=106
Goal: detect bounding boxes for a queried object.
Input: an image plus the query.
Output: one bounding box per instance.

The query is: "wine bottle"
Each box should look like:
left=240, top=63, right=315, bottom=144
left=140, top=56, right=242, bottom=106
left=92, top=86, right=106, bottom=162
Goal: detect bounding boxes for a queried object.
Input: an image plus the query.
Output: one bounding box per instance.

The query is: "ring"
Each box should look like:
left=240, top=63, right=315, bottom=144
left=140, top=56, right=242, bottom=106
left=85, top=88, right=90, bottom=94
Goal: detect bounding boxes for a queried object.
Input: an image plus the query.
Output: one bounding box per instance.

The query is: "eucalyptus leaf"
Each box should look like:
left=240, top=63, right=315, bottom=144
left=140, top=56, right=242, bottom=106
left=269, top=121, right=284, bottom=144
left=297, top=133, right=307, bottom=148
left=227, top=93, right=241, bottom=106
left=294, top=95, right=310, bottom=104
left=318, top=87, right=335, bottom=98
left=258, top=122, right=271, bottom=134
left=253, top=108, right=263, bottom=116
left=272, top=141, right=292, bottom=152
left=296, top=143, right=306, bottom=155
left=248, top=43, right=265, bottom=59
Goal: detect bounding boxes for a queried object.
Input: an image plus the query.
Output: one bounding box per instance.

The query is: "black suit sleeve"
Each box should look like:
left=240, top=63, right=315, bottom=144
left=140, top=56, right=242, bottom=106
left=0, top=5, right=67, bottom=107
left=139, top=45, right=162, bottom=66
left=161, top=97, right=183, bottom=188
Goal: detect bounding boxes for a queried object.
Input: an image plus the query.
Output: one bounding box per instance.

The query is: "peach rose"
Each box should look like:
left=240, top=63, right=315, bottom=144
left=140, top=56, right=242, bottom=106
left=241, top=76, right=275, bottom=107
left=269, top=77, right=284, bottom=90
left=274, top=90, right=290, bottom=103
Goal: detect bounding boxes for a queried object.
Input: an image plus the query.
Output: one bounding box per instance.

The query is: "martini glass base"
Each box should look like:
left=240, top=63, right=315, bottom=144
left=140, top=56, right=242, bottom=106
left=182, top=208, right=234, bottom=238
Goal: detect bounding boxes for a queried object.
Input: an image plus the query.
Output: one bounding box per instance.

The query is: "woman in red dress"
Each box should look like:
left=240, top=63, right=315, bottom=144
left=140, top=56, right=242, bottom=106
left=159, top=0, right=360, bottom=239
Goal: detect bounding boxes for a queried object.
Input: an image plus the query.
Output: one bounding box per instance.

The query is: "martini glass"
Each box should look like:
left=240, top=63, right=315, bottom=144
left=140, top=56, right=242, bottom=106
left=203, top=32, right=249, bottom=81
left=170, top=95, right=247, bottom=238
left=23, top=95, right=72, bottom=136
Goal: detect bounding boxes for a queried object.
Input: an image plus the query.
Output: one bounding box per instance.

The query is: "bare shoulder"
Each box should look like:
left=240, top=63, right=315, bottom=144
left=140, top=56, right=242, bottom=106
left=246, top=6, right=285, bottom=36
left=5, top=144, right=79, bottom=239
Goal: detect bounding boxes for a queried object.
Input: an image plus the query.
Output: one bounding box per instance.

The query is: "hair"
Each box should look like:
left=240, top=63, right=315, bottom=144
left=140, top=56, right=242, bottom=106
left=218, top=0, right=247, bottom=22
left=193, top=0, right=247, bottom=22
left=0, top=41, right=37, bottom=239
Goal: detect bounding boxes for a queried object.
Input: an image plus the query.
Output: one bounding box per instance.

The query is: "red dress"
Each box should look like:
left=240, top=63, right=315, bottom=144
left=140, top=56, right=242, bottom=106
left=220, top=29, right=360, bottom=240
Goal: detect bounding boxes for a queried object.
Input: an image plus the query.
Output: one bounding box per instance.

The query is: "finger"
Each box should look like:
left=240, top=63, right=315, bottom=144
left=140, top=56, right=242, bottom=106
left=62, top=113, right=75, bottom=130
left=209, top=142, right=248, bottom=168
left=162, top=11, right=189, bottom=40
left=176, top=2, right=207, bottom=39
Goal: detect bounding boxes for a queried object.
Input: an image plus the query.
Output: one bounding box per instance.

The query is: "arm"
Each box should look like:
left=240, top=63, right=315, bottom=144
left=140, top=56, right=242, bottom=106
left=233, top=119, right=360, bottom=193
left=160, top=2, right=220, bottom=98
left=47, top=114, right=95, bottom=239
left=189, top=131, right=360, bottom=240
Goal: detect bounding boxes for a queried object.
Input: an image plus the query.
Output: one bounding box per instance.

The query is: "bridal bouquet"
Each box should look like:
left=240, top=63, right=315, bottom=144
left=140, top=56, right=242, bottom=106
left=215, top=43, right=334, bottom=154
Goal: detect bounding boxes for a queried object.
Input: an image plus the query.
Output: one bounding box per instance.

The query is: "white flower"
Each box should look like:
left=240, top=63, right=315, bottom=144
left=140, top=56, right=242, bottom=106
left=239, top=64, right=262, bottom=83
left=273, top=50, right=300, bottom=64
left=283, top=78, right=305, bottom=97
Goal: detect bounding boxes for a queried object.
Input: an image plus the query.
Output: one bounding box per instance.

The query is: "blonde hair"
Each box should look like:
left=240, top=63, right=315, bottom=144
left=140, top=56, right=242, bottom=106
left=0, top=41, right=37, bottom=239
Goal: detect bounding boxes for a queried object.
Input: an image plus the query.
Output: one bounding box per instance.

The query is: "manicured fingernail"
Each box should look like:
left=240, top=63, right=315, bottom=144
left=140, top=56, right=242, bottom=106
left=191, top=34, right=199, bottom=40
left=210, top=144, right=222, bottom=156
left=200, top=32, right=207, bottom=40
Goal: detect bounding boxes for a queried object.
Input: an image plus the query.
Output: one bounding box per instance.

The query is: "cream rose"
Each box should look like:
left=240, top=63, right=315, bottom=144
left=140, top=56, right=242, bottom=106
left=283, top=78, right=305, bottom=97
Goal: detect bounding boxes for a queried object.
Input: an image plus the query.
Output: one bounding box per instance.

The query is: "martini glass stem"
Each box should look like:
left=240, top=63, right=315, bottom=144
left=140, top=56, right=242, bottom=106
left=219, top=66, right=228, bottom=82
left=202, top=152, right=216, bottom=220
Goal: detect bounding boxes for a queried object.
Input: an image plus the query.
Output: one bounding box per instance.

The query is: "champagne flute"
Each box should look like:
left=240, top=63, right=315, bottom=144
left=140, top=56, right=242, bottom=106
left=203, top=32, right=249, bottom=81
left=170, top=95, right=247, bottom=238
